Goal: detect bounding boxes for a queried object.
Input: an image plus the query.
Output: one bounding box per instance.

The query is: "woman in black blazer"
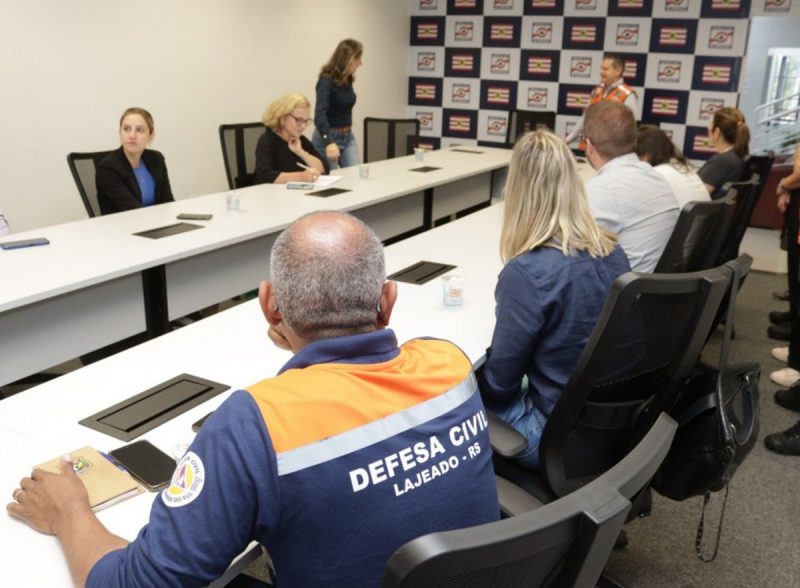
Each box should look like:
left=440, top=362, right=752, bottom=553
left=96, top=107, right=174, bottom=215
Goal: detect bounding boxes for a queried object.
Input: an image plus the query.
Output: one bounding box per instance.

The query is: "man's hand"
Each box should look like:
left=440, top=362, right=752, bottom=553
left=7, top=456, right=91, bottom=536
left=778, top=192, right=790, bottom=214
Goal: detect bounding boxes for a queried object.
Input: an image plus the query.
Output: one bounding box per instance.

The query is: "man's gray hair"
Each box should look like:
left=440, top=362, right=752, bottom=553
left=270, top=211, right=386, bottom=341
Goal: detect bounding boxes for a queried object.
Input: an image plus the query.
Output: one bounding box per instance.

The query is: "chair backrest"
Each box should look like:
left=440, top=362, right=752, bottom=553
left=717, top=175, right=762, bottom=264
left=219, top=122, right=265, bottom=189
left=738, top=151, right=774, bottom=189
left=506, top=111, right=557, bottom=146
left=382, top=413, right=677, bottom=588
left=363, top=118, right=420, bottom=163
left=654, top=198, right=734, bottom=273
left=538, top=262, right=735, bottom=498
left=66, top=151, right=113, bottom=218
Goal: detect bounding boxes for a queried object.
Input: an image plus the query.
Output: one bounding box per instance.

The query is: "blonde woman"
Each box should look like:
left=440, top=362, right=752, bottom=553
left=254, top=94, right=329, bottom=185
left=478, top=130, right=630, bottom=470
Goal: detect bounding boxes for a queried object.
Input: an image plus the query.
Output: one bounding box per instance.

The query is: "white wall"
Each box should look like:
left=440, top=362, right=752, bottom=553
left=0, top=1, right=411, bottom=232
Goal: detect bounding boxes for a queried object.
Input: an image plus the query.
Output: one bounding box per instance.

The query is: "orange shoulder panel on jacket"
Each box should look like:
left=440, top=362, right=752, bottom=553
left=245, top=338, right=472, bottom=454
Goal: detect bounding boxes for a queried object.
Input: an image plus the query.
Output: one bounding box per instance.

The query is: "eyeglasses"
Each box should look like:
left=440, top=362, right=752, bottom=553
left=288, top=113, right=313, bottom=127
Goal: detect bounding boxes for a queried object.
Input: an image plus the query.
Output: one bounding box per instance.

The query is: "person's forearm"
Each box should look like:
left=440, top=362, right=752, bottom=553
left=55, top=512, right=128, bottom=587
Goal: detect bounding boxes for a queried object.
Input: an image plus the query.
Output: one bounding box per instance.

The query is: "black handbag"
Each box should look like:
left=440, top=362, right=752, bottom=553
left=652, top=259, right=760, bottom=560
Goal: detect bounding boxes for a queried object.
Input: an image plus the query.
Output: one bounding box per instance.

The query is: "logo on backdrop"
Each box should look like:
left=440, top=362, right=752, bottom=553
left=699, top=98, right=725, bottom=121
left=452, top=83, right=472, bottom=103
left=417, top=52, right=436, bottom=71
left=416, top=112, right=434, bottom=131
left=702, top=63, right=732, bottom=85
left=570, top=56, right=593, bottom=78
left=454, top=21, right=475, bottom=41
left=527, top=87, right=549, bottom=108
left=527, top=55, right=553, bottom=75
left=490, top=53, right=511, bottom=74
left=487, top=116, right=507, bottom=138
left=419, top=0, right=438, bottom=8
left=616, top=23, right=640, bottom=46
left=490, top=23, right=515, bottom=41
left=765, top=0, right=791, bottom=12
left=494, top=0, right=514, bottom=9
left=417, top=22, right=440, bottom=40
left=624, top=59, right=638, bottom=79
left=708, top=26, right=734, bottom=50
left=448, top=115, right=472, bottom=133
left=665, top=0, right=689, bottom=11
left=531, top=22, right=553, bottom=43
left=575, top=0, right=597, bottom=10
left=657, top=60, right=682, bottom=83
left=570, top=23, right=598, bottom=44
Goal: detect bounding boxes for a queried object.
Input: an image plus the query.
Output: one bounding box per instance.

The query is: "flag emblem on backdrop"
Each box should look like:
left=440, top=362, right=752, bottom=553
left=454, top=0, right=477, bottom=7
left=660, top=26, right=687, bottom=47
left=570, top=57, right=593, bottom=78
left=702, top=64, right=731, bottom=84
left=708, top=26, right=734, bottom=50
left=416, top=112, right=434, bottom=131
left=491, top=23, right=514, bottom=40
left=693, top=134, right=716, bottom=154
left=711, top=0, right=741, bottom=10
left=417, top=23, right=439, bottom=39
left=657, top=60, right=682, bottom=83
left=699, top=98, right=725, bottom=120
left=487, top=86, right=511, bottom=105
left=652, top=96, right=679, bottom=116
left=531, top=22, right=553, bottom=43
left=487, top=116, right=507, bottom=137
left=528, top=56, right=553, bottom=74
left=528, top=87, right=549, bottom=107
left=571, top=25, right=597, bottom=43
left=417, top=52, right=436, bottom=71
left=451, top=54, right=474, bottom=71
left=452, top=84, right=472, bottom=103
left=616, top=24, right=639, bottom=46
left=491, top=53, right=511, bottom=73
left=624, top=60, right=638, bottom=79
left=566, top=91, right=590, bottom=109
left=532, top=0, right=557, bottom=7
left=449, top=115, right=472, bottom=133
left=415, top=83, right=437, bottom=101
left=618, top=0, right=644, bottom=7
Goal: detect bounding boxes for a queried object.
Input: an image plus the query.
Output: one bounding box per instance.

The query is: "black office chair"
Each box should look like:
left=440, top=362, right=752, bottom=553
left=491, top=261, right=734, bottom=503
left=716, top=175, right=763, bottom=265
left=654, top=198, right=734, bottom=273
left=738, top=151, right=774, bottom=192
left=67, top=151, right=113, bottom=218
left=506, top=111, right=556, bottom=147
left=219, top=122, right=265, bottom=189
left=363, top=118, right=420, bottom=163
left=382, top=413, right=677, bottom=588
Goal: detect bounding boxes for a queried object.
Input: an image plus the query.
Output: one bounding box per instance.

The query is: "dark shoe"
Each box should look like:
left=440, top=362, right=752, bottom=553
left=775, top=385, right=800, bottom=412
left=774, top=289, right=791, bottom=301
left=768, top=323, right=791, bottom=341
left=770, top=310, right=792, bottom=325
left=764, top=421, right=800, bottom=455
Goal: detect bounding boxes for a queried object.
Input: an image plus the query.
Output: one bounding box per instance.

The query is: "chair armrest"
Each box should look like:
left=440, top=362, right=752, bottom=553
left=495, top=475, right=544, bottom=517
left=487, top=411, right=527, bottom=457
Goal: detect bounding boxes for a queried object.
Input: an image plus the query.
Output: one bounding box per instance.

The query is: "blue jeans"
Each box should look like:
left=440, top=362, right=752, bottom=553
left=312, top=128, right=360, bottom=170
left=492, top=386, right=549, bottom=471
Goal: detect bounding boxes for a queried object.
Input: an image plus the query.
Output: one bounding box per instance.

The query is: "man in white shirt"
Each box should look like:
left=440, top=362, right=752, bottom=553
left=583, top=101, right=679, bottom=272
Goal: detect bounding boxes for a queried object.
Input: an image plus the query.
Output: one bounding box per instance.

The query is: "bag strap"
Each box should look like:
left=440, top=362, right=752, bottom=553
left=695, top=486, right=730, bottom=562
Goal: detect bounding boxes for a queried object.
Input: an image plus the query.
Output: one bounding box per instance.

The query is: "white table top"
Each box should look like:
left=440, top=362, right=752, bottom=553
left=0, top=147, right=511, bottom=313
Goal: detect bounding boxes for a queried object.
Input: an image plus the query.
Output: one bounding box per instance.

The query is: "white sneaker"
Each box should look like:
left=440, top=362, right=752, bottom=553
left=772, top=347, right=790, bottom=363
left=770, top=367, right=800, bottom=387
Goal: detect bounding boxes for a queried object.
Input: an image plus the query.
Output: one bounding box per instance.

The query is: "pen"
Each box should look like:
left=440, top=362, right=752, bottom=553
left=297, top=162, right=312, bottom=171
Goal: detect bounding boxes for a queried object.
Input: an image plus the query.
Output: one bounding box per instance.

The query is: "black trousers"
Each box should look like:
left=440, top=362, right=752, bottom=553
left=788, top=191, right=800, bottom=369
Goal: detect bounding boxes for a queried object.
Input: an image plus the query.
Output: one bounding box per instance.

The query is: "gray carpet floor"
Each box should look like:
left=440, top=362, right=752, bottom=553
left=605, top=270, right=800, bottom=587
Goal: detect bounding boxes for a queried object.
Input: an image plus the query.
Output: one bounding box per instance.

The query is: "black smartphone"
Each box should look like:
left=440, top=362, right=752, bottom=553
left=192, top=411, right=214, bottom=432
left=109, top=440, right=177, bottom=491
left=176, top=213, right=213, bottom=221
left=1, top=237, right=50, bottom=250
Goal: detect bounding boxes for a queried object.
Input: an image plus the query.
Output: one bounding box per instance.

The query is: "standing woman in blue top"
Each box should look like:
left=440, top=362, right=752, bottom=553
left=96, top=107, right=174, bottom=215
left=478, top=130, right=630, bottom=471
left=312, top=39, right=363, bottom=169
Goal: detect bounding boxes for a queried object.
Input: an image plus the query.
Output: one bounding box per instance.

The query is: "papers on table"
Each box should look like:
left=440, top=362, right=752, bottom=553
left=313, top=175, right=342, bottom=189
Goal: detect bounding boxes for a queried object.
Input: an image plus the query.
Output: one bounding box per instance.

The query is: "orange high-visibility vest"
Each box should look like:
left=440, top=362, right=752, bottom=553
left=578, top=82, right=637, bottom=151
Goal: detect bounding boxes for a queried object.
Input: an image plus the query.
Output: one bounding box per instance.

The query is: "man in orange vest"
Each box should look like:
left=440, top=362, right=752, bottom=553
left=565, top=53, right=638, bottom=150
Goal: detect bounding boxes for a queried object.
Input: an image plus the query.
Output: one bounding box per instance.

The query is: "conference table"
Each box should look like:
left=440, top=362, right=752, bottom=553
left=0, top=147, right=511, bottom=387
left=0, top=158, right=596, bottom=586
left=0, top=202, right=508, bottom=587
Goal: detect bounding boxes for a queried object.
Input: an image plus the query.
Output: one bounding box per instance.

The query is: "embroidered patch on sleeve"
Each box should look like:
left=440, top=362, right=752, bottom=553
left=162, top=451, right=205, bottom=508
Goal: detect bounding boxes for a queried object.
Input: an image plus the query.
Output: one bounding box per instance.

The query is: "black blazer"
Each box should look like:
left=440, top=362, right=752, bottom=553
left=96, top=147, right=174, bottom=215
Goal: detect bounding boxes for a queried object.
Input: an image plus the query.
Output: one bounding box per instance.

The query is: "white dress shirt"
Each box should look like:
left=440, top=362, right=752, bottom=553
left=586, top=153, right=679, bottom=272
left=654, top=161, right=711, bottom=209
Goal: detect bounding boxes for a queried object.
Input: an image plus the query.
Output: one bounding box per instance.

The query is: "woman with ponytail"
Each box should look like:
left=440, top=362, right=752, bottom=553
left=699, top=106, right=750, bottom=199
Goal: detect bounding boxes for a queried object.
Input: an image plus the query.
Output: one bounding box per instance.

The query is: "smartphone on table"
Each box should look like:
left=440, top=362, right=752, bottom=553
left=109, top=440, right=177, bottom=491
